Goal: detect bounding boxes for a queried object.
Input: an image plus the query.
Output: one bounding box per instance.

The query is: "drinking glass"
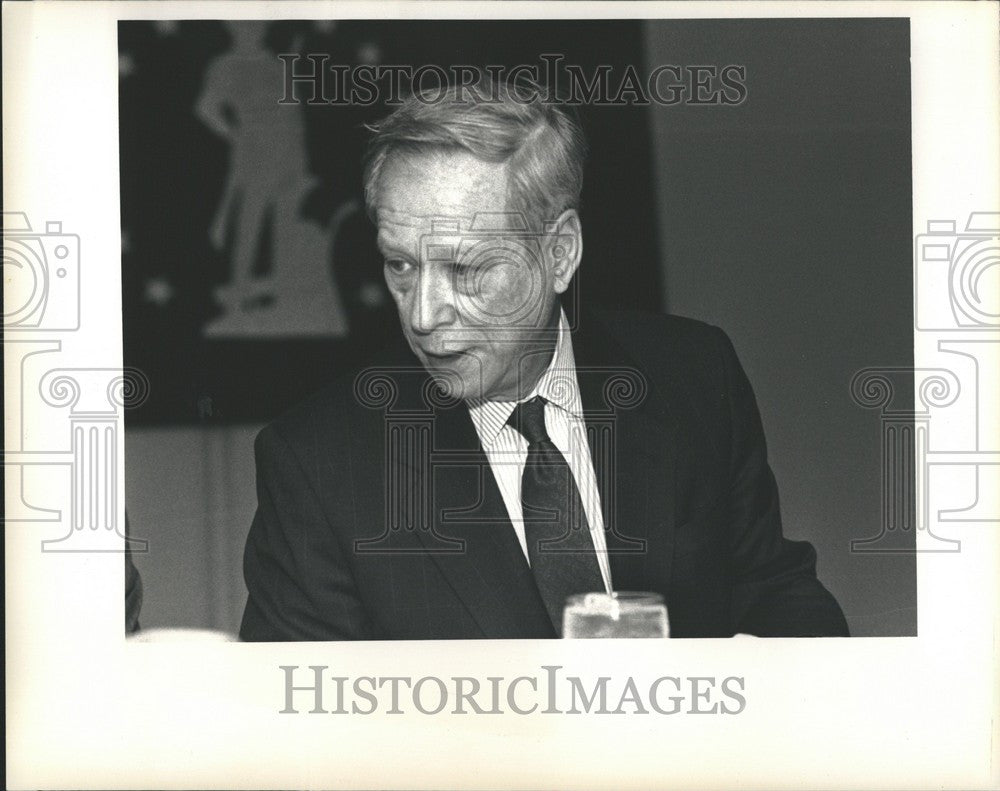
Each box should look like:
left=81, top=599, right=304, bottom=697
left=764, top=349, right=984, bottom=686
left=562, top=591, right=669, bottom=638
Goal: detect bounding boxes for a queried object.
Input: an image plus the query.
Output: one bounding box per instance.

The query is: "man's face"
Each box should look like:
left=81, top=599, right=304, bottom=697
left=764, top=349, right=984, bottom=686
left=375, top=150, right=569, bottom=401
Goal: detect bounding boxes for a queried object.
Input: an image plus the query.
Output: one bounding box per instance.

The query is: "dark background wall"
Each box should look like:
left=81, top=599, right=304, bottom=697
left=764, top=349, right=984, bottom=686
left=124, top=18, right=915, bottom=637
left=645, top=19, right=915, bottom=635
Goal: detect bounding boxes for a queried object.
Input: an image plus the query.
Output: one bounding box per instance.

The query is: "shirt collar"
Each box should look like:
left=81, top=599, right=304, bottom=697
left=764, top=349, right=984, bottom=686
left=467, top=309, right=582, bottom=447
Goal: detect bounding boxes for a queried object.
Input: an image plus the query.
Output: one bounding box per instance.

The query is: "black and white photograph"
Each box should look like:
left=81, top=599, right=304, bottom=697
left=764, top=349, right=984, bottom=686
left=4, top=2, right=998, bottom=789
left=120, top=17, right=915, bottom=641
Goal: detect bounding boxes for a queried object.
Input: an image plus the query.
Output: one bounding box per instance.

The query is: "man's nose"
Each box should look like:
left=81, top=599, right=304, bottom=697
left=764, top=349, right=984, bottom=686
left=410, top=265, right=457, bottom=334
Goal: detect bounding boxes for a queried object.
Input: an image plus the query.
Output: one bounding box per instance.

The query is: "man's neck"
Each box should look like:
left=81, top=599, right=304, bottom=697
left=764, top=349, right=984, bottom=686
left=491, top=308, right=565, bottom=403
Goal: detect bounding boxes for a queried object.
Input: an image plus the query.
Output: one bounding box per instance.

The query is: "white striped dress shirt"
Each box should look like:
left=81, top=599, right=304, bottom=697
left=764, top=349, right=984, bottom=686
left=466, top=311, right=614, bottom=593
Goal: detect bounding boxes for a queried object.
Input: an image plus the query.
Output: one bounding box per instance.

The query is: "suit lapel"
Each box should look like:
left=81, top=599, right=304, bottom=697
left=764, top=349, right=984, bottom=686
left=572, top=311, right=678, bottom=598
left=397, top=374, right=554, bottom=638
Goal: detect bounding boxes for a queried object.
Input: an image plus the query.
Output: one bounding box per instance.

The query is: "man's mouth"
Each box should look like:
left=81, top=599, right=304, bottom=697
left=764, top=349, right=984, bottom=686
left=420, top=348, right=467, bottom=363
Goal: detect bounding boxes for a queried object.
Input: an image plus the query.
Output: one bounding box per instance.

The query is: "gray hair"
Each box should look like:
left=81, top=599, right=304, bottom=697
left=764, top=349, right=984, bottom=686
left=362, top=76, right=587, bottom=228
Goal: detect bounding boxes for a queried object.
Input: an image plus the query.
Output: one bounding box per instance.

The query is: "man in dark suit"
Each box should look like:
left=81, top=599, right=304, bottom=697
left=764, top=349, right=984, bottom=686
left=240, top=77, right=848, bottom=640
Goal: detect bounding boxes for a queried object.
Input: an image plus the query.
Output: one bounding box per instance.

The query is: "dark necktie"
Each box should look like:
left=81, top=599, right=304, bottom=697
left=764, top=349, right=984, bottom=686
left=508, top=396, right=605, bottom=636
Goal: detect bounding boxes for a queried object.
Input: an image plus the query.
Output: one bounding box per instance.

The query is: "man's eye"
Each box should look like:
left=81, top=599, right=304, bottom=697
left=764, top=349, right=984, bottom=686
left=384, top=258, right=414, bottom=276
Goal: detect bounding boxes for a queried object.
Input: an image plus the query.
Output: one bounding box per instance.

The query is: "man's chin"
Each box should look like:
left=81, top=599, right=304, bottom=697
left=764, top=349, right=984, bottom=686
left=423, top=370, right=484, bottom=402
left=415, top=357, right=482, bottom=401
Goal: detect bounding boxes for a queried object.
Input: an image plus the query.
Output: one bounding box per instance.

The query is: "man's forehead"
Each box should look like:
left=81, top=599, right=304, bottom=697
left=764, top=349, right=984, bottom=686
left=377, top=151, right=509, bottom=214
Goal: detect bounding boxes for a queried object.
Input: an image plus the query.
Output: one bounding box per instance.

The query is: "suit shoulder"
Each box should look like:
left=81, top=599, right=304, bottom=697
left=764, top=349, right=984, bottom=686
left=589, top=308, right=729, bottom=358
left=583, top=308, right=743, bottom=408
left=261, top=338, right=412, bottom=449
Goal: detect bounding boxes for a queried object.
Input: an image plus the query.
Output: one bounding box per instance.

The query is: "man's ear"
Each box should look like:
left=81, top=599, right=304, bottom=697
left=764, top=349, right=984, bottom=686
left=548, top=208, right=583, bottom=295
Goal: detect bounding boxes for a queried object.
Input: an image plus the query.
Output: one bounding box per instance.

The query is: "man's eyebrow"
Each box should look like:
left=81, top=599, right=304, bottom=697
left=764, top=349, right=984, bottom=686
left=375, top=235, right=403, bottom=254
left=375, top=225, right=410, bottom=250
left=375, top=208, right=431, bottom=229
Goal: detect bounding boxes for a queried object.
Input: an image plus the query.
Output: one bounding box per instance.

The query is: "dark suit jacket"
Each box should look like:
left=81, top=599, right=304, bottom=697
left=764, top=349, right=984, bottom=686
left=240, top=310, right=848, bottom=640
